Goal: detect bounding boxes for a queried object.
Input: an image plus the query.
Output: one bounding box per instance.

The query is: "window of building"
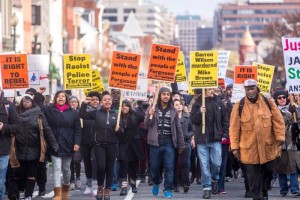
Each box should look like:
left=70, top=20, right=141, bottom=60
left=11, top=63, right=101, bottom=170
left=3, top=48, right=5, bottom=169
left=104, top=8, right=117, bottom=13
left=32, top=5, right=41, bottom=25
left=124, top=8, right=136, bottom=13
left=124, top=16, right=128, bottom=21
left=103, top=16, right=117, bottom=22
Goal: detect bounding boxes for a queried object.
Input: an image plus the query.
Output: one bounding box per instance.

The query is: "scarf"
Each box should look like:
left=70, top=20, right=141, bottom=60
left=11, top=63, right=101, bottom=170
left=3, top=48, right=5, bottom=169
left=55, top=104, right=69, bottom=112
left=278, top=104, right=290, bottom=113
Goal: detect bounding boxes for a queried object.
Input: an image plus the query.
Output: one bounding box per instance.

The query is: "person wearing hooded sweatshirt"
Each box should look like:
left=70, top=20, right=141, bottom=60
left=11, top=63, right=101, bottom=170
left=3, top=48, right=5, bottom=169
left=118, top=100, right=144, bottom=196
left=273, top=90, right=300, bottom=197
left=0, top=90, right=20, bottom=200
left=190, top=88, right=229, bottom=199
left=145, top=86, right=185, bottom=199
left=39, top=91, right=82, bottom=200
left=80, top=91, right=121, bottom=200
left=3, top=94, right=59, bottom=200
left=80, top=91, right=102, bottom=196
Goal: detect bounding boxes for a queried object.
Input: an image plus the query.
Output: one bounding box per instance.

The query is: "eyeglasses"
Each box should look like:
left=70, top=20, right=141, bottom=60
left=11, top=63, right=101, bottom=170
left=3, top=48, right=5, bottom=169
left=277, top=96, right=286, bottom=100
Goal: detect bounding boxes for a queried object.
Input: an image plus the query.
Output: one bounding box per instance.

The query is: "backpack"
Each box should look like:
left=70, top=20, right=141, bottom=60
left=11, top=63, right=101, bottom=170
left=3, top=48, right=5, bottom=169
left=238, top=96, right=271, bottom=116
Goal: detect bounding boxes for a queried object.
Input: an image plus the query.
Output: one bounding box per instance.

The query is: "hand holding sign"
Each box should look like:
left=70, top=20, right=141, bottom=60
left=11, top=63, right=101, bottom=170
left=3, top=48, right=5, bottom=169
left=83, top=97, right=91, bottom=104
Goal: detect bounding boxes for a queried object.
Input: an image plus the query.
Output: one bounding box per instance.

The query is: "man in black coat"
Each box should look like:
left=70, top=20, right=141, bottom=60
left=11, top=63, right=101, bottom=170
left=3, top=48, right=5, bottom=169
left=0, top=90, right=20, bottom=200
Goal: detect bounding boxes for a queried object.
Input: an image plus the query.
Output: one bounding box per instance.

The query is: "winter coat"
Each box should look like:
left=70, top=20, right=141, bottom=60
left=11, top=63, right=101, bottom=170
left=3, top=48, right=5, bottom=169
left=180, top=112, right=194, bottom=147
left=41, top=104, right=82, bottom=157
left=4, top=106, right=58, bottom=161
left=79, top=103, right=119, bottom=145
left=81, top=105, right=100, bottom=146
left=230, top=95, right=285, bottom=164
left=275, top=106, right=300, bottom=174
left=190, top=95, right=229, bottom=144
left=0, top=95, right=20, bottom=156
left=144, top=104, right=185, bottom=151
left=117, top=111, right=144, bottom=161
left=135, top=106, right=149, bottom=141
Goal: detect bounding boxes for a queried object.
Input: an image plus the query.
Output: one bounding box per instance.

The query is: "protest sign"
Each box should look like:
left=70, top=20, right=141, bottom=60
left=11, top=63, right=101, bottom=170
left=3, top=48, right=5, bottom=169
left=123, top=71, right=148, bottom=100
left=218, top=78, right=225, bottom=90
left=190, top=51, right=218, bottom=89
left=234, top=65, right=257, bottom=84
left=63, top=54, right=92, bottom=89
left=28, top=55, right=50, bottom=95
left=253, top=62, right=274, bottom=94
left=218, top=51, right=230, bottom=79
left=175, top=52, right=187, bottom=82
left=109, top=51, right=141, bottom=90
left=282, top=37, right=300, bottom=93
left=0, top=54, right=29, bottom=89
left=231, top=84, right=246, bottom=103
left=147, top=44, right=180, bottom=82
left=84, top=69, right=104, bottom=94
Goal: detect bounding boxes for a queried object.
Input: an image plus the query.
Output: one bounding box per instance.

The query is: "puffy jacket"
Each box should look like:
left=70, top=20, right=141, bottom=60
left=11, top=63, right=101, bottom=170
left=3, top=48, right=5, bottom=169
left=79, top=103, right=119, bottom=145
left=190, top=95, right=229, bottom=144
left=0, top=94, right=20, bottom=156
left=42, top=104, right=82, bottom=157
left=4, top=106, right=58, bottom=161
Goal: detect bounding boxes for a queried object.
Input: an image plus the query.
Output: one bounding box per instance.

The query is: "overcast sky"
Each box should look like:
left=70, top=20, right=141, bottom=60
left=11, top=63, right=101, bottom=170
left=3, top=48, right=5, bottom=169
left=149, top=0, right=228, bottom=21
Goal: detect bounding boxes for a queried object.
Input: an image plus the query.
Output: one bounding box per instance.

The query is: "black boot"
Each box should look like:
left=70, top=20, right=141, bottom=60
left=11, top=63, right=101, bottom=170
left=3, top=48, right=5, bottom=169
left=38, top=184, right=46, bottom=196
left=131, top=184, right=137, bottom=193
left=183, top=185, right=189, bottom=193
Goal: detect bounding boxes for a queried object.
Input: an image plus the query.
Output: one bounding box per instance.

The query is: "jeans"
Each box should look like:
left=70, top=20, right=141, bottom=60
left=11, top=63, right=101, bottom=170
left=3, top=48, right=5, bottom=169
left=51, top=155, right=72, bottom=187
left=0, top=155, right=9, bottom=200
left=174, top=146, right=191, bottom=186
left=279, top=172, right=299, bottom=194
left=219, top=144, right=229, bottom=191
left=197, top=142, right=222, bottom=190
left=150, top=143, right=175, bottom=191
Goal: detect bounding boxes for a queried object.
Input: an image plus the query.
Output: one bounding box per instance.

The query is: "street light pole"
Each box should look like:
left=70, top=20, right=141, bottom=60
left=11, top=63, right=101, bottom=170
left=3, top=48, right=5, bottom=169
left=10, top=13, right=18, bottom=52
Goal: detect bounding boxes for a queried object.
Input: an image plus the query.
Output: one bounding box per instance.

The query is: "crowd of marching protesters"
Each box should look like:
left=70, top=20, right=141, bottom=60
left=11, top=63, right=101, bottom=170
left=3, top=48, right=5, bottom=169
left=0, top=79, right=300, bottom=200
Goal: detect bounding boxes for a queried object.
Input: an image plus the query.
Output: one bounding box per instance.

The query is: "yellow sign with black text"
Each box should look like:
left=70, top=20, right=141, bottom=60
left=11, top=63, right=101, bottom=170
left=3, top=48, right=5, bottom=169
left=175, top=52, right=187, bottom=82
left=84, top=69, right=104, bottom=94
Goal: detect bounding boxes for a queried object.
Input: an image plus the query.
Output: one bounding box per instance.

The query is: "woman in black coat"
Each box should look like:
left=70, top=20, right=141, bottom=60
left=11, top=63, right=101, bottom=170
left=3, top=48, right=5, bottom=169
left=118, top=100, right=144, bottom=196
left=80, top=91, right=120, bottom=200
left=3, top=94, right=58, bottom=199
left=41, top=91, right=82, bottom=200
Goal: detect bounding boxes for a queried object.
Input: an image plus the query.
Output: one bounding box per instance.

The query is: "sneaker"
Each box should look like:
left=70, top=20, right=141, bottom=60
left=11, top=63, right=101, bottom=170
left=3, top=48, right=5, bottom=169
left=92, top=188, right=97, bottom=196
left=75, top=178, right=82, bottom=190
left=280, top=192, right=287, bottom=197
left=183, top=185, right=189, bottom=193
left=203, top=190, right=211, bottom=199
left=164, top=190, right=173, bottom=198
left=111, top=184, right=118, bottom=191
left=225, top=177, right=232, bottom=182
left=211, top=181, right=219, bottom=195
left=70, top=182, right=75, bottom=191
left=292, top=192, right=300, bottom=196
left=120, top=187, right=127, bottom=196
left=84, top=186, right=93, bottom=195
left=196, top=177, right=202, bottom=185
left=219, top=189, right=226, bottom=194
left=152, top=184, right=159, bottom=196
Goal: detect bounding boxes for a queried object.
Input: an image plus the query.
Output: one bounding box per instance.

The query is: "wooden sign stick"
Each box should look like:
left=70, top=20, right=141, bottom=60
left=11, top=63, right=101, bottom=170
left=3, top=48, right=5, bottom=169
left=115, top=90, right=124, bottom=131
left=202, top=89, right=206, bottom=134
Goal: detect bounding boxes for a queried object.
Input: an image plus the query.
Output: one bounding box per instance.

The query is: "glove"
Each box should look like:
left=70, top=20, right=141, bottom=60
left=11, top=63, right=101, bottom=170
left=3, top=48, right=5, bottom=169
left=289, top=105, right=297, bottom=114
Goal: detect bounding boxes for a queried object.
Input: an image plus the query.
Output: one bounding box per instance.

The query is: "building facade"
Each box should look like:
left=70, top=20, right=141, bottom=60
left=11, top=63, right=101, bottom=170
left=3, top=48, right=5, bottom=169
left=215, top=0, right=300, bottom=50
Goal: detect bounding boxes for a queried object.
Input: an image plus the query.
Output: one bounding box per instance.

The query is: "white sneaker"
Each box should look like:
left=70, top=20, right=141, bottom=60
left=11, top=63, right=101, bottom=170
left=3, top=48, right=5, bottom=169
left=84, top=186, right=93, bottom=195
left=92, top=188, right=97, bottom=196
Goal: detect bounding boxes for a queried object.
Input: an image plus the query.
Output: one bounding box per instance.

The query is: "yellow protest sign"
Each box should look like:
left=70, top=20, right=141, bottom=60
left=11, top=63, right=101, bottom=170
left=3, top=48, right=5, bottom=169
left=190, top=51, right=218, bottom=89
left=64, top=54, right=92, bottom=89
left=84, top=69, right=104, bottom=94
left=175, top=52, right=187, bottom=82
left=253, top=62, right=274, bottom=93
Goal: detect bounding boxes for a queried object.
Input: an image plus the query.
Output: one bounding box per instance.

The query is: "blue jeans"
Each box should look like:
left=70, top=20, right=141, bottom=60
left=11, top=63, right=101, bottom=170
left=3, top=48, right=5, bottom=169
left=279, top=172, right=299, bottom=194
left=197, top=142, right=222, bottom=190
left=150, top=143, right=174, bottom=191
left=0, top=155, right=9, bottom=199
left=219, top=144, right=229, bottom=191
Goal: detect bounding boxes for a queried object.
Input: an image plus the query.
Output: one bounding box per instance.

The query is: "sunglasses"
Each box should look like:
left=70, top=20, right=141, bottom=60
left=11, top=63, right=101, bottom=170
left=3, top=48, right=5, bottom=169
left=277, top=96, right=286, bottom=100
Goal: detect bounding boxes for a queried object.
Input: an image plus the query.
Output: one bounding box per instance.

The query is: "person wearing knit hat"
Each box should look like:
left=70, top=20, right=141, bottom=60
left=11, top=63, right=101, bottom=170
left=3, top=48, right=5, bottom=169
left=145, top=86, right=184, bottom=198
left=25, top=88, right=37, bottom=96
left=273, top=89, right=300, bottom=197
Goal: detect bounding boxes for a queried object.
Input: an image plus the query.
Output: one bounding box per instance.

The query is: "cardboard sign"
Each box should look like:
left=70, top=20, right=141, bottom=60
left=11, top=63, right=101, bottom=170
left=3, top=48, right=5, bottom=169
left=109, top=51, right=141, bottom=90
left=175, top=52, right=187, bottom=82
left=218, top=51, right=230, bottom=79
left=282, top=37, right=300, bottom=93
left=64, top=54, right=92, bottom=89
left=234, top=65, right=257, bottom=84
left=147, top=43, right=180, bottom=82
left=123, top=71, right=148, bottom=100
left=231, top=84, right=245, bottom=103
left=190, top=51, right=218, bottom=89
left=253, top=62, right=274, bottom=94
left=28, top=55, right=50, bottom=95
left=84, top=69, right=104, bottom=94
left=0, top=54, right=29, bottom=89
